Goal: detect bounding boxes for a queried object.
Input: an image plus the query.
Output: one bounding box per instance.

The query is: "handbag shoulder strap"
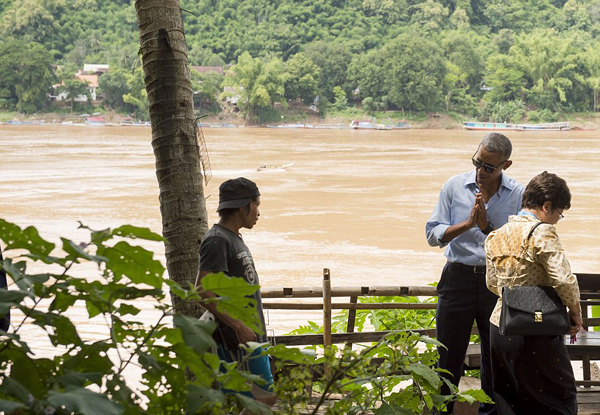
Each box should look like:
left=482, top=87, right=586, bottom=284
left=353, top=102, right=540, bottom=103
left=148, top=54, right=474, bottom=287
left=509, top=221, right=544, bottom=287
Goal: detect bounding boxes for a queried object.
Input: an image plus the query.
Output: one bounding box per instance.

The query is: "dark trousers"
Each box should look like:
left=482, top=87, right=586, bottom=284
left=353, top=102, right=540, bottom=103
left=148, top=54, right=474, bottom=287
left=490, top=324, right=577, bottom=415
left=0, top=248, right=9, bottom=332
left=436, top=261, right=498, bottom=415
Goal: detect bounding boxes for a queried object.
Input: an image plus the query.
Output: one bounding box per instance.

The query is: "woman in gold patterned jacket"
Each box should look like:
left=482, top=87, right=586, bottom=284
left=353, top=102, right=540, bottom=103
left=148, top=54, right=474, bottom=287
left=485, top=171, right=582, bottom=415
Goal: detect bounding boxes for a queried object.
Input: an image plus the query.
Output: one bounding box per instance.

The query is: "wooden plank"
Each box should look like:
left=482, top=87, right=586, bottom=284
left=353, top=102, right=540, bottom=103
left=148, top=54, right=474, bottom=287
left=261, top=285, right=438, bottom=298
left=271, top=329, right=436, bottom=346
left=263, top=302, right=437, bottom=310
left=576, top=274, right=600, bottom=292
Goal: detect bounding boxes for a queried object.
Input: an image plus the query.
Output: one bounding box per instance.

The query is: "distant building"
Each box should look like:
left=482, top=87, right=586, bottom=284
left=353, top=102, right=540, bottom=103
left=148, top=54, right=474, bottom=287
left=191, top=66, right=225, bottom=74
left=49, top=64, right=107, bottom=102
left=83, top=64, right=110, bottom=75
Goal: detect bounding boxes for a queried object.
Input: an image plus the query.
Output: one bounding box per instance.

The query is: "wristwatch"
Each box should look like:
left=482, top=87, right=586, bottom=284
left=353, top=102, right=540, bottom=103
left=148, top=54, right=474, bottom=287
left=482, top=221, right=494, bottom=235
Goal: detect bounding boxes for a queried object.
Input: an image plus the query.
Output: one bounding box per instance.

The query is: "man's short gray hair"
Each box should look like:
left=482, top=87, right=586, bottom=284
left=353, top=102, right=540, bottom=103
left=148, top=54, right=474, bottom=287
left=479, top=132, right=512, bottom=159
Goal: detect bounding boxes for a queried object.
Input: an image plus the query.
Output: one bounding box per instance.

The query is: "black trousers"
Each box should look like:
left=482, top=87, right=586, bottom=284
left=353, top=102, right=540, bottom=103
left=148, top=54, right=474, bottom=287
left=436, top=261, right=498, bottom=415
left=490, top=324, right=577, bottom=415
left=0, top=247, right=9, bottom=332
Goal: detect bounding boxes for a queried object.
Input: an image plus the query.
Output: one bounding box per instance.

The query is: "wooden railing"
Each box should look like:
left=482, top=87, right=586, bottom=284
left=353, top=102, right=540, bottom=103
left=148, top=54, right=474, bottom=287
left=263, top=269, right=600, bottom=385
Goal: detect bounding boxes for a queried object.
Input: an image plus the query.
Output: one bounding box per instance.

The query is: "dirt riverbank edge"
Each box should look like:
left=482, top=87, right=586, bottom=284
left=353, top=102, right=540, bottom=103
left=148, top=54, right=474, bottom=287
left=4, top=110, right=600, bottom=130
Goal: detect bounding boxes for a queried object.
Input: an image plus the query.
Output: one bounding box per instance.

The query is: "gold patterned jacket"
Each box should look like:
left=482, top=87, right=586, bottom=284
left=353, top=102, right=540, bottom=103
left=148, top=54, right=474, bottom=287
left=485, top=214, right=580, bottom=327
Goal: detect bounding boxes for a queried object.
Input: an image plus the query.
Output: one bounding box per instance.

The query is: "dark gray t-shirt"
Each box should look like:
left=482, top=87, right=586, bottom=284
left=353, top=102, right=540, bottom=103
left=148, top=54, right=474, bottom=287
left=199, top=224, right=267, bottom=348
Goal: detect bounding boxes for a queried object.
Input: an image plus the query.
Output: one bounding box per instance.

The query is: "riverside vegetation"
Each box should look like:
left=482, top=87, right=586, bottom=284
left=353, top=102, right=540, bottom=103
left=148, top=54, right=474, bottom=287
left=0, top=219, right=489, bottom=414
left=2, top=0, right=600, bottom=123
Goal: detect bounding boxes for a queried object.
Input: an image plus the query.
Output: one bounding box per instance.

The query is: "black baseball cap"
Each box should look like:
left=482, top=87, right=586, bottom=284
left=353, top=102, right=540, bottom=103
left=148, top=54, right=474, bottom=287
left=217, top=177, right=260, bottom=212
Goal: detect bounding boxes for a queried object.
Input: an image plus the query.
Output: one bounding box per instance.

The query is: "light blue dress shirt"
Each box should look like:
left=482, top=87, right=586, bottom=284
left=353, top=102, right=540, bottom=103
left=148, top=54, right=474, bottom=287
left=426, top=170, right=524, bottom=266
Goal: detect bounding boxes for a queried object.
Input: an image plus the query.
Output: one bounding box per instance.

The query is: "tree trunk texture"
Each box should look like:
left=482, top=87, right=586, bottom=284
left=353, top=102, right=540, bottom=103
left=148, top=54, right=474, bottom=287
left=135, top=0, right=208, bottom=317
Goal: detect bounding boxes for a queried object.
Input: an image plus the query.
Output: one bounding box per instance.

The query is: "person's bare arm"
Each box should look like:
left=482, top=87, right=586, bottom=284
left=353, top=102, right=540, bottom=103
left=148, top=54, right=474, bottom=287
left=195, top=270, right=257, bottom=344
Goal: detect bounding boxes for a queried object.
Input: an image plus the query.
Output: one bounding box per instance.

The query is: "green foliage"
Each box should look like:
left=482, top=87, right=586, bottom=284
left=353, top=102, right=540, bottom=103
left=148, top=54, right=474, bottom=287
left=4, top=0, right=600, bottom=116
left=0, top=219, right=493, bottom=413
left=382, top=34, right=446, bottom=111
left=527, top=108, right=559, bottom=122
left=191, top=69, right=223, bottom=114
left=97, top=67, right=129, bottom=109
left=222, top=52, right=286, bottom=123
left=478, top=100, right=525, bottom=122
left=122, top=67, right=148, bottom=120
left=283, top=53, right=320, bottom=105
left=0, top=219, right=265, bottom=415
left=272, top=331, right=491, bottom=414
left=0, top=39, right=56, bottom=113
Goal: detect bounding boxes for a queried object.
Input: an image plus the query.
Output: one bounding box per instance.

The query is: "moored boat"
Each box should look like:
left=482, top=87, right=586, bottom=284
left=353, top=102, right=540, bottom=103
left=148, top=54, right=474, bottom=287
left=349, top=120, right=411, bottom=130
left=514, top=122, right=570, bottom=131
left=86, top=116, right=106, bottom=125
left=463, top=121, right=570, bottom=131
left=463, top=122, right=513, bottom=130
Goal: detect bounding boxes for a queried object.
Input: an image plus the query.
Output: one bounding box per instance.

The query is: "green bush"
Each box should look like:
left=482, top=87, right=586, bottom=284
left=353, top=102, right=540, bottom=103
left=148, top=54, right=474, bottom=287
left=0, top=219, right=266, bottom=415
left=0, top=221, right=490, bottom=414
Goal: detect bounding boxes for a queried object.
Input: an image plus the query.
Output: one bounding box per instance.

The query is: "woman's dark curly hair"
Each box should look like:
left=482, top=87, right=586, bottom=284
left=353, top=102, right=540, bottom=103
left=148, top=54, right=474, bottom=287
left=522, top=171, right=571, bottom=210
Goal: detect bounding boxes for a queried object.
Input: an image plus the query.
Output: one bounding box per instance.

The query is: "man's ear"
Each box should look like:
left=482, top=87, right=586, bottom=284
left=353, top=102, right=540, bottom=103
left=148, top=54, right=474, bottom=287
left=503, top=160, right=513, bottom=170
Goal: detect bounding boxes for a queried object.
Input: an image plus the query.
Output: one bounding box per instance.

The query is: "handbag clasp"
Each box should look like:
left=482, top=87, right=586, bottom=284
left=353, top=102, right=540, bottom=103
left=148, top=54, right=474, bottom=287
left=535, top=311, right=543, bottom=322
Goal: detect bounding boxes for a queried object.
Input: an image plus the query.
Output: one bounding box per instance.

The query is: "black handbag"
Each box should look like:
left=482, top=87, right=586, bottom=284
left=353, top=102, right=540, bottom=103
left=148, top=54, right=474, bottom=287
left=499, top=222, right=571, bottom=336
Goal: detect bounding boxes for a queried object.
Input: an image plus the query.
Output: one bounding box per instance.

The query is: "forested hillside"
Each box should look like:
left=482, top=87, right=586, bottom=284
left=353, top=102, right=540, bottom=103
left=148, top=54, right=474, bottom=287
left=1, top=0, right=600, bottom=122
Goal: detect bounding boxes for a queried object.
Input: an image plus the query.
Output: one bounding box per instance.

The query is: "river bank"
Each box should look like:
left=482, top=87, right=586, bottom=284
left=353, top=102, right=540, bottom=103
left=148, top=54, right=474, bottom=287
left=3, top=109, right=600, bottom=130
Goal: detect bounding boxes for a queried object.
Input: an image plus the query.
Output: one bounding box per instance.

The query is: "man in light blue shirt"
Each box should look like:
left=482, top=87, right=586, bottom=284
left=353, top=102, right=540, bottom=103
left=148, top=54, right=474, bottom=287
left=426, top=133, right=524, bottom=415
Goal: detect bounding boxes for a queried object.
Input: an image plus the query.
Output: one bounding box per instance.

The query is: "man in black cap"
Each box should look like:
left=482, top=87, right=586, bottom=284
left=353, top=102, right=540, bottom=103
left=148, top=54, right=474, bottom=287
left=195, top=177, right=275, bottom=413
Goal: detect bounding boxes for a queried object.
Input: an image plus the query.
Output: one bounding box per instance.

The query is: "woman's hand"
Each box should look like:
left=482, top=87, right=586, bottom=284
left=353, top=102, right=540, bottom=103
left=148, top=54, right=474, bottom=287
left=568, top=309, right=583, bottom=336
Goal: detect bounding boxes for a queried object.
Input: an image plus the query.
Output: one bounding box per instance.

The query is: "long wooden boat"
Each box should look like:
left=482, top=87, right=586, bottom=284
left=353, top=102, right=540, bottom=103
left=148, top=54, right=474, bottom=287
left=349, top=120, right=411, bottom=130
left=463, top=121, right=570, bottom=131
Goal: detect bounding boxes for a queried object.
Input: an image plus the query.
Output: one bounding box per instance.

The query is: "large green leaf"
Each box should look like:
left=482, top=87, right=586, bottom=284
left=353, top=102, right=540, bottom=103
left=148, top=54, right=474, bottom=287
left=201, top=272, right=259, bottom=297
left=50, top=289, right=78, bottom=312
left=0, top=288, right=33, bottom=314
left=186, top=384, right=226, bottom=413
left=0, top=398, right=26, bottom=412
left=267, top=344, right=316, bottom=364
left=457, top=389, right=493, bottom=404
left=7, top=352, right=53, bottom=399
left=61, top=238, right=107, bottom=264
left=116, top=303, right=141, bottom=316
left=0, top=219, right=56, bottom=263
left=112, top=225, right=164, bottom=242
left=173, top=314, right=217, bottom=354
left=98, top=241, right=164, bottom=288
left=0, top=377, right=33, bottom=405
left=217, top=297, right=262, bottom=335
left=407, top=363, right=441, bottom=390
left=112, top=286, right=164, bottom=301
left=63, top=342, right=113, bottom=375
left=56, top=370, right=103, bottom=388
left=50, top=315, right=83, bottom=346
left=47, top=387, right=123, bottom=415
left=219, top=362, right=252, bottom=392
left=374, top=402, right=413, bottom=415
left=236, top=394, right=273, bottom=415
left=200, top=273, right=262, bottom=333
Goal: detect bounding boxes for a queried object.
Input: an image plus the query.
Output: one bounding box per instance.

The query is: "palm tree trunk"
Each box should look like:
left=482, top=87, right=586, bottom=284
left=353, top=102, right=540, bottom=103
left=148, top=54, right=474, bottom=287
left=134, top=0, right=208, bottom=317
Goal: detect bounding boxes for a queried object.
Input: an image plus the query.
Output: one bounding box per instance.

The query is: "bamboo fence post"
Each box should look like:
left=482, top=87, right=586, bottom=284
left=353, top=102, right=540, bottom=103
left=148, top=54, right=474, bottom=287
left=344, top=296, right=358, bottom=351
left=323, top=268, right=332, bottom=379
left=323, top=268, right=332, bottom=348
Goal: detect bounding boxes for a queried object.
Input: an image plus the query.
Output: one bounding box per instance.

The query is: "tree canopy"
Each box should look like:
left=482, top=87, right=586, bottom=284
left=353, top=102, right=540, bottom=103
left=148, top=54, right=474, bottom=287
left=2, top=0, right=600, bottom=119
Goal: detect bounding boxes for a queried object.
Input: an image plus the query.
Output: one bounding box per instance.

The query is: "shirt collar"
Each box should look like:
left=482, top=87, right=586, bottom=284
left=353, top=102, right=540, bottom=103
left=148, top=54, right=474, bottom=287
left=464, top=170, right=515, bottom=195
